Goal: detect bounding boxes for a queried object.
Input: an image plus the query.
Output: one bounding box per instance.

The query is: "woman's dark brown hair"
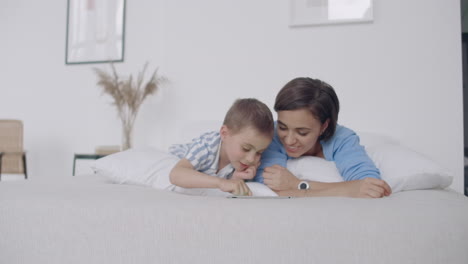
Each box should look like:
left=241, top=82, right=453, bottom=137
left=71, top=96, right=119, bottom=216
left=274, top=77, right=339, bottom=141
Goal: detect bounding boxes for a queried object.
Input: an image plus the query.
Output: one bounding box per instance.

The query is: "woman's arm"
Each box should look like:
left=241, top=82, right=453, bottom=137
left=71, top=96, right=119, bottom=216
left=258, top=126, right=391, bottom=198
left=276, top=179, right=391, bottom=198
left=323, top=126, right=381, bottom=181
left=263, top=165, right=391, bottom=198
left=170, top=159, right=252, bottom=195
left=253, top=130, right=288, bottom=183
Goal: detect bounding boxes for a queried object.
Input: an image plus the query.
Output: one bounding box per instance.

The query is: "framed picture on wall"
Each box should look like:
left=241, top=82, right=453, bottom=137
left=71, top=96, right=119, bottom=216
left=289, top=0, right=373, bottom=27
left=65, top=0, right=126, bottom=65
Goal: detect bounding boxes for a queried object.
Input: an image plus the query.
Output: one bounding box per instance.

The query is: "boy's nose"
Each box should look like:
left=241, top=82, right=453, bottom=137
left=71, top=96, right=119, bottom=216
left=245, top=152, right=255, bottom=164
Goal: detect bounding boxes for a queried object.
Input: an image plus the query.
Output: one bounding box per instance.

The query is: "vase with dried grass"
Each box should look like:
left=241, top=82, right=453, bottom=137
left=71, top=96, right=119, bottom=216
left=93, top=63, right=165, bottom=151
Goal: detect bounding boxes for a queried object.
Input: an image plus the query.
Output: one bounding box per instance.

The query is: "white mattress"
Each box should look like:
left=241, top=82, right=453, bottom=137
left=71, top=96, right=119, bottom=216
left=1, top=175, right=468, bottom=264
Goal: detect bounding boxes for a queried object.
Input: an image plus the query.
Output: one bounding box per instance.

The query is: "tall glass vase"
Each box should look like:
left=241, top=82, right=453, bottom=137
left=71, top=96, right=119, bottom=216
left=121, top=123, right=133, bottom=151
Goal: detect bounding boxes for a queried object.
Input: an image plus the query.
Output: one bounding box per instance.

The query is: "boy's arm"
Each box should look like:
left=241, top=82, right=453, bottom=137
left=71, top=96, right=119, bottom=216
left=170, top=158, right=223, bottom=188
left=169, top=158, right=252, bottom=195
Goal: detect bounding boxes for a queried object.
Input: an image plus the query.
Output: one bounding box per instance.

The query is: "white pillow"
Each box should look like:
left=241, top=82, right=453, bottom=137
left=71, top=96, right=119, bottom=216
left=287, top=156, right=342, bottom=183
left=287, top=143, right=453, bottom=193
left=92, top=138, right=452, bottom=195
left=365, top=144, right=453, bottom=192
left=92, top=147, right=278, bottom=197
left=357, top=132, right=399, bottom=148
left=91, top=147, right=178, bottom=191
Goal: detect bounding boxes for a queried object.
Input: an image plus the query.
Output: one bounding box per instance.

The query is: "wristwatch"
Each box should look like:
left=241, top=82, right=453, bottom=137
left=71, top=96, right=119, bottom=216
left=298, top=181, right=310, bottom=190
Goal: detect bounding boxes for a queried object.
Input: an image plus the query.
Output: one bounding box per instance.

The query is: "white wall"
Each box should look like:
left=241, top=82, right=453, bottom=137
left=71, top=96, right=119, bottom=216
left=1, top=0, right=464, bottom=193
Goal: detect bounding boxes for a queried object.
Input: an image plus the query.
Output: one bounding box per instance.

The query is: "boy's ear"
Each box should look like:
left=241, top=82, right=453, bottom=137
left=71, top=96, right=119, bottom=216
left=220, top=125, right=230, bottom=140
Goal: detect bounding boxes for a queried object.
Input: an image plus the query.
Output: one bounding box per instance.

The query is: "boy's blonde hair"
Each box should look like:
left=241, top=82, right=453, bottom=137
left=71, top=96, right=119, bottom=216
left=223, top=98, right=274, bottom=137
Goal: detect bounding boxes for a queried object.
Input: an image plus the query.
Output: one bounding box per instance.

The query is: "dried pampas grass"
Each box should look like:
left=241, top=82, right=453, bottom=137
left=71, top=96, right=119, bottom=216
left=93, top=62, right=166, bottom=150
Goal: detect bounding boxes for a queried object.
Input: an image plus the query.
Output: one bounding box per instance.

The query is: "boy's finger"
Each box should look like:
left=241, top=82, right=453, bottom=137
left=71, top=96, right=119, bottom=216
left=242, top=186, right=250, bottom=196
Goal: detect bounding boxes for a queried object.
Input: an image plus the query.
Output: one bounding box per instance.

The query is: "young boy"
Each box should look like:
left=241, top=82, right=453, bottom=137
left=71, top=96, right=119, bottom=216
left=169, top=98, right=274, bottom=196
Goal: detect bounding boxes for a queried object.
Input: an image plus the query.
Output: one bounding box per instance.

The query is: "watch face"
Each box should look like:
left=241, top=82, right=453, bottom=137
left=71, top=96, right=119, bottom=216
left=299, top=182, right=308, bottom=190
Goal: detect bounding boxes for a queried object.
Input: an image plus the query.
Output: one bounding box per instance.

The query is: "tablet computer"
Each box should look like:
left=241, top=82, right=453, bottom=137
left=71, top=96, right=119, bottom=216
left=227, top=196, right=293, bottom=199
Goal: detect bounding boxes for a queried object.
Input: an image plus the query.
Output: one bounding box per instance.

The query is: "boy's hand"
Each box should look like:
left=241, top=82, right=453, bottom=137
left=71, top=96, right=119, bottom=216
left=232, top=165, right=257, bottom=180
left=219, top=178, right=252, bottom=196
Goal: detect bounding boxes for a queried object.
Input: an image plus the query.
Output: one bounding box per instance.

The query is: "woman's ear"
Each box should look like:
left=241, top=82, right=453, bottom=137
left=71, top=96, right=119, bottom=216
left=220, top=125, right=229, bottom=140
left=321, top=119, right=330, bottom=135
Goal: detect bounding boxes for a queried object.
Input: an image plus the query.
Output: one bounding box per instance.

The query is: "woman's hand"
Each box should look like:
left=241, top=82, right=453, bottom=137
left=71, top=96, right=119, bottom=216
left=263, top=165, right=300, bottom=191
left=219, top=178, right=252, bottom=196
left=262, top=164, right=392, bottom=198
left=347, top=178, right=392, bottom=198
left=232, top=166, right=257, bottom=180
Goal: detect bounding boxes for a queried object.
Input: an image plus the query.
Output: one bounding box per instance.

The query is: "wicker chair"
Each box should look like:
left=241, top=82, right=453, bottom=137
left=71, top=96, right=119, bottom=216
left=0, top=120, right=27, bottom=180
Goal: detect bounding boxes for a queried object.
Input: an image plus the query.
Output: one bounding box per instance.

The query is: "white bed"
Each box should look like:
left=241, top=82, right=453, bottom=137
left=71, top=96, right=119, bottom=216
left=1, top=174, right=468, bottom=264
left=2, top=131, right=468, bottom=264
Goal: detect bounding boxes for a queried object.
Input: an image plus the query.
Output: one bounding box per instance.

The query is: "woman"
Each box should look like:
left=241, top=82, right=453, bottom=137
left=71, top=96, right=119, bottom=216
left=254, top=77, right=392, bottom=198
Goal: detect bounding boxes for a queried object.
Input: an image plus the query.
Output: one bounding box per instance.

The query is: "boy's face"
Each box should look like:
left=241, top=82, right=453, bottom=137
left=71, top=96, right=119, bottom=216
left=220, top=126, right=272, bottom=172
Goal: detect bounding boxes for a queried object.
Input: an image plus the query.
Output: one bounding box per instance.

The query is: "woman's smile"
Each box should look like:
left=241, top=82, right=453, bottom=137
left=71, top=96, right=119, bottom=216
left=285, top=145, right=301, bottom=154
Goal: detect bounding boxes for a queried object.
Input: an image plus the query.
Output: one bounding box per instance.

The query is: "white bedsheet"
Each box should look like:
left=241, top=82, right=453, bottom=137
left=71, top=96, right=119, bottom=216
left=1, top=175, right=468, bottom=264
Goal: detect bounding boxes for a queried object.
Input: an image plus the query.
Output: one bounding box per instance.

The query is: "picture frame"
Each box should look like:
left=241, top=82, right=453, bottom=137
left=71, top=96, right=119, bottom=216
left=289, top=0, right=373, bottom=27
left=65, top=0, right=126, bottom=65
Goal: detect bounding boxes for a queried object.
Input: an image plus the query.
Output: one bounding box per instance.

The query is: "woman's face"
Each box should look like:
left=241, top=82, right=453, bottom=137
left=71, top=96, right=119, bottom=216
left=277, top=108, right=328, bottom=158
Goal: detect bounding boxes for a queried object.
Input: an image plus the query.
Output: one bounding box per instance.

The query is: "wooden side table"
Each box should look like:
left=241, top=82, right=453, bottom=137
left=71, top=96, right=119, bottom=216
left=0, top=152, right=27, bottom=181
left=73, top=154, right=107, bottom=176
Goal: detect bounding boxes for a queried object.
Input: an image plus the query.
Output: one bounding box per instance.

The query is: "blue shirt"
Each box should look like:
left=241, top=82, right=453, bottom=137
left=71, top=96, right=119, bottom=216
left=253, top=124, right=381, bottom=183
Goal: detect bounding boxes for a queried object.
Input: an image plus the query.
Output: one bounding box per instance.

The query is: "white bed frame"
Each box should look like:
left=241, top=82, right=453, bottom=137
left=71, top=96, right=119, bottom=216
left=1, top=175, right=467, bottom=264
